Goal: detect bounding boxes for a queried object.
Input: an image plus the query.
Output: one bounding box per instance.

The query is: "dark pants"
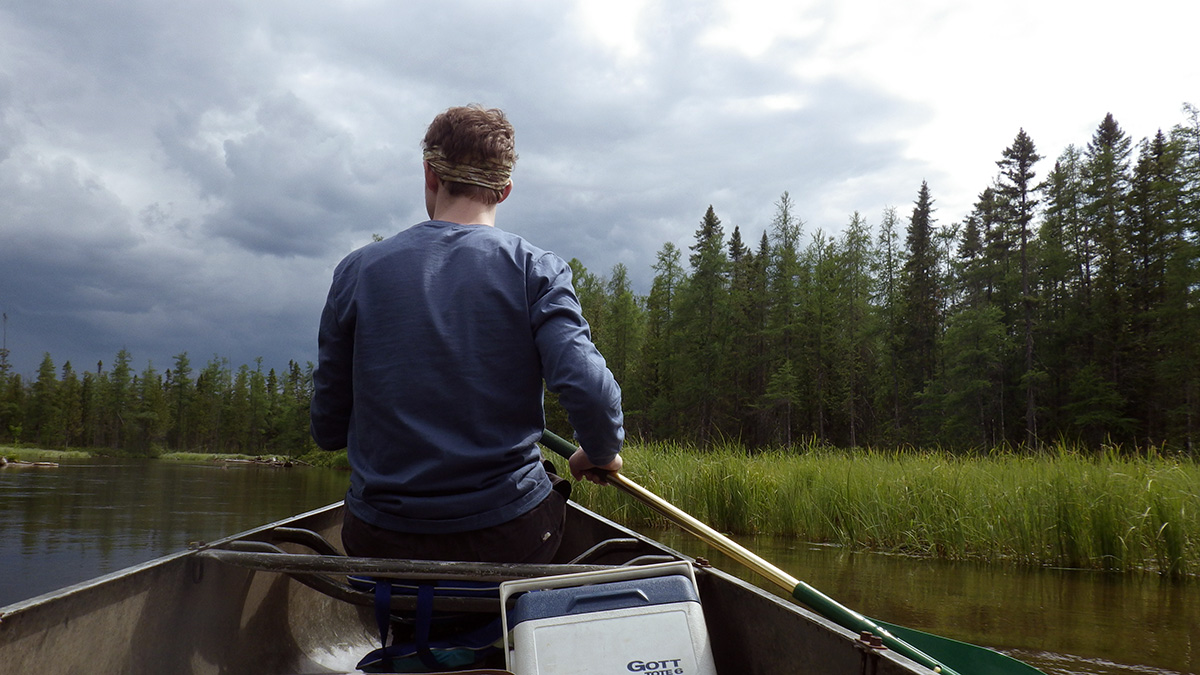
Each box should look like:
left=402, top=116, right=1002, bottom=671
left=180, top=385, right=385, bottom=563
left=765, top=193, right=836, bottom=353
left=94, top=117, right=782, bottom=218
left=341, top=487, right=567, bottom=564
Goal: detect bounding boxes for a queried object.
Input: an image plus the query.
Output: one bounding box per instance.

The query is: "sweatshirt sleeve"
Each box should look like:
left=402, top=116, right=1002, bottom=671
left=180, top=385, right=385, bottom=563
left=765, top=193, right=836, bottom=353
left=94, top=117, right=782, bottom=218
left=310, top=260, right=357, bottom=451
left=528, top=253, right=625, bottom=465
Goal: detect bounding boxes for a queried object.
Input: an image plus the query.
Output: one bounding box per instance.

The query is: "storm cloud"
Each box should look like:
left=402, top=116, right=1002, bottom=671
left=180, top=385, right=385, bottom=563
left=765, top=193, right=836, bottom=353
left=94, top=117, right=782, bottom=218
left=0, top=0, right=1194, bottom=377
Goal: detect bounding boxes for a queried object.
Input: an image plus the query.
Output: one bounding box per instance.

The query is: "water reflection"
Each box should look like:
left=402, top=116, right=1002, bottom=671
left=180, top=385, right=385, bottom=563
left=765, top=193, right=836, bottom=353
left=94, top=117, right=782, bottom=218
left=650, top=531, right=1197, bottom=675
left=0, top=458, right=347, bottom=607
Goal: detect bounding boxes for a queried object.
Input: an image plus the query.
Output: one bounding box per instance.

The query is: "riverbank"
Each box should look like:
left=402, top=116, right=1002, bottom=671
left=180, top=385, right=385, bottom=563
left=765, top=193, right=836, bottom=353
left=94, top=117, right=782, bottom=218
left=8, top=441, right=1196, bottom=576
left=0, top=445, right=350, bottom=469
left=551, top=442, right=1200, bottom=578
left=0, top=446, right=91, bottom=462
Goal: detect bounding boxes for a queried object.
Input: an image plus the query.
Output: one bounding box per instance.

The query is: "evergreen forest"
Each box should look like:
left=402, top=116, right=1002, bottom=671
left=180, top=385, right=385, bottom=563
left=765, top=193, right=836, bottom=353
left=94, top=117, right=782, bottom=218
left=2, top=108, right=1198, bottom=456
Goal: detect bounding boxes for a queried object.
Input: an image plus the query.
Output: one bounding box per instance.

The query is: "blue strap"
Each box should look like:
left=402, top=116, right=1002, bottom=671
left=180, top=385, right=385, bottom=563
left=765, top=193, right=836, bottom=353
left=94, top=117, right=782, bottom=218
left=414, top=584, right=440, bottom=670
left=373, top=579, right=392, bottom=651
left=354, top=576, right=505, bottom=672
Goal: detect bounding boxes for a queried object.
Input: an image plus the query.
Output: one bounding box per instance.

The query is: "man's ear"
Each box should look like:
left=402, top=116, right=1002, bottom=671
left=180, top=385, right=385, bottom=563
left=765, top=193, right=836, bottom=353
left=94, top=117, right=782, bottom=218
left=497, top=181, right=513, bottom=203
left=424, top=161, right=441, bottom=193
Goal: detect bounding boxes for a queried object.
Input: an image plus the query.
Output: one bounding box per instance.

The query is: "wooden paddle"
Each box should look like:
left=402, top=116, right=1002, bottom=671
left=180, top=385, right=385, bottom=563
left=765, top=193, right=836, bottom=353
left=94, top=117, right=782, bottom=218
left=540, top=429, right=1046, bottom=675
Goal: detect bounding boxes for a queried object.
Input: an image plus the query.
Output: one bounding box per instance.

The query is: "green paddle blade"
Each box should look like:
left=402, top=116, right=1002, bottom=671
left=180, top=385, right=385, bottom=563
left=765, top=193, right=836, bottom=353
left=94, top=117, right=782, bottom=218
left=873, top=620, right=1045, bottom=675
left=790, top=578, right=1045, bottom=675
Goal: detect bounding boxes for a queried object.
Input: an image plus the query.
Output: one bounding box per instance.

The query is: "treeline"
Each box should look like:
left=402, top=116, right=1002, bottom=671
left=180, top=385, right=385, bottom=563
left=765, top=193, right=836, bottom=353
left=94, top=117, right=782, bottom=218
left=2, top=107, right=1198, bottom=455
left=0, top=350, right=314, bottom=456
left=549, top=107, right=1200, bottom=454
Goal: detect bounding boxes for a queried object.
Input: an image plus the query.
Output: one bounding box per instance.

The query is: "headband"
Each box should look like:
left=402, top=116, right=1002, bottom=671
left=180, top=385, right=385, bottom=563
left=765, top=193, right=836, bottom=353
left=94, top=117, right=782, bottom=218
left=423, top=147, right=513, bottom=192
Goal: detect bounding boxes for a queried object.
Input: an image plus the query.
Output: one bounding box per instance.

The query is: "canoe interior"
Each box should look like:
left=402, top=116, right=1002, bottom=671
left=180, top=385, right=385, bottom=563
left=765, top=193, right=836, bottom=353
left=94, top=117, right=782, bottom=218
left=0, top=501, right=930, bottom=675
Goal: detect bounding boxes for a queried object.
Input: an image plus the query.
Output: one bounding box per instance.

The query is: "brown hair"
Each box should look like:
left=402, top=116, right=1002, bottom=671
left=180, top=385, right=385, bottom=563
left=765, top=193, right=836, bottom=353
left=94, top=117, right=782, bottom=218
left=422, top=105, right=517, bottom=205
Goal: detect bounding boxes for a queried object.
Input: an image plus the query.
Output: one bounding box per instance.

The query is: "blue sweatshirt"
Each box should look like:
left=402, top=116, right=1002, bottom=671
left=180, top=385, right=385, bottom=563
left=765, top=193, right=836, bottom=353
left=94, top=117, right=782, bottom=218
left=310, top=220, right=624, bottom=534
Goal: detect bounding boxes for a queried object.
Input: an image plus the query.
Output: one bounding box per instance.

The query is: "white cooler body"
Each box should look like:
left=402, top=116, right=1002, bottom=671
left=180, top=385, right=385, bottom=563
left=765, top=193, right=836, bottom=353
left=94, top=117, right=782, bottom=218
left=501, top=561, right=717, bottom=675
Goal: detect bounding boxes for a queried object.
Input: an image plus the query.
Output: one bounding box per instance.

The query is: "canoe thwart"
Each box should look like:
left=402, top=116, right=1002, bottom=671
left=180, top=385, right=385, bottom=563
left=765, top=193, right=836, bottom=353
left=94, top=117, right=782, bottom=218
left=199, top=548, right=618, bottom=581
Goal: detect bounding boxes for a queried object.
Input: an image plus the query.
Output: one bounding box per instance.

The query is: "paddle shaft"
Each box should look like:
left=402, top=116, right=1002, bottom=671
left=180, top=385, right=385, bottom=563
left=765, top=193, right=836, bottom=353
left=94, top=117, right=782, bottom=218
left=539, top=430, right=958, bottom=675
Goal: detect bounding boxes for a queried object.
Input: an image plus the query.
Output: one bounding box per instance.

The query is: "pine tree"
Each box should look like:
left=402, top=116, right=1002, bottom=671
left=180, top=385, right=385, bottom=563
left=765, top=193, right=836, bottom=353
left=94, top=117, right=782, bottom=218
left=726, top=225, right=768, bottom=444
left=80, top=364, right=101, bottom=447
left=568, top=259, right=607, bottom=338
left=837, top=212, right=878, bottom=447
left=948, top=192, right=1009, bottom=445
left=749, top=233, right=772, bottom=444
left=899, top=181, right=942, bottom=440
left=108, top=349, right=134, bottom=449
left=805, top=229, right=838, bottom=442
left=273, top=360, right=316, bottom=455
left=762, top=359, right=800, bottom=447
left=29, top=353, right=59, bottom=446
left=1082, top=113, right=1134, bottom=443
left=194, top=356, right=231, bottom=451
left=0, top=373, right=25, bottom=444
left=873, top=206, right=904, bottom=441
left=1167, top=104, right=1200, bottom=451
left=766, top=193, right=806, bottom=443
left=935, top=303, right=1006, bottom=447
left=1127, top=131, right=1184, bottom=444
left=602, top=263, right=644, bottom=431
left=996, top=129, right=1043, bottom=448
left=248, top=358, right=269, bottom=453
left=768, top=192, right=804, bottom=358
left=1037, top=147, right=1086, bottom=440
left=641, top=242, right=684, bottom=437
left=1176, top=103, right=1200, bottom=236
left=132, top=361, right=170, bottom=455
left=169, top=352, right=193, bottom=449
left=229, top=364, right=252, bottom=453
left=677, top=206, right=730, bottom=445
left=956, top=211, right=987, bottom=306
left=58, top=362, right=83, bottom=447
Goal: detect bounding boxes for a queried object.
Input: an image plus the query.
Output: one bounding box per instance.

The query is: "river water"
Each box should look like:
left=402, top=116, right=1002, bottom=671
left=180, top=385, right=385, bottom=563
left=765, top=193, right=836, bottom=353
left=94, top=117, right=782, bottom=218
left=0, top=458, right=348, bottom=606
left=1, top=458, right=1195, bottom=675
left=652, top=532, right=1197, bottom=675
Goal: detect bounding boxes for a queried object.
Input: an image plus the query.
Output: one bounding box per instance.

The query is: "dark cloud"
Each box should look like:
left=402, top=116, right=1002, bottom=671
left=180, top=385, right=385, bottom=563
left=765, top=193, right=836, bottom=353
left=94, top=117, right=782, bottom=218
left=0, top=0, right=928, bottom=378
left=197, top=92, right=407, bottom=256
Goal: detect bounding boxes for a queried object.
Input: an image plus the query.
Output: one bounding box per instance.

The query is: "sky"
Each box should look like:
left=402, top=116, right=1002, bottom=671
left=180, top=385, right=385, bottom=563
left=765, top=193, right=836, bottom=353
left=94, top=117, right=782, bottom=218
left=1, top=0, right=1197, bottom=380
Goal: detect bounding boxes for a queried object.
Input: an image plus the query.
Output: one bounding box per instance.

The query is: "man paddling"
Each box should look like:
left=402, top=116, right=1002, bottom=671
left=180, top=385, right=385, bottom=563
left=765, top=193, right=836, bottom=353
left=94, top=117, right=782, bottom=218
left=310, top=104, right=624, bottom=564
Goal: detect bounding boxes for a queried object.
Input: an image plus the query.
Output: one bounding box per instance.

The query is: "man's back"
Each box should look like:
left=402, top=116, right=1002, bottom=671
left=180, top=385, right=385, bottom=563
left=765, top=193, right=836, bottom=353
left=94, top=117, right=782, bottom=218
left=311, top=104, right=623, bottom=567
left=312, top=220, right=621, bottom=534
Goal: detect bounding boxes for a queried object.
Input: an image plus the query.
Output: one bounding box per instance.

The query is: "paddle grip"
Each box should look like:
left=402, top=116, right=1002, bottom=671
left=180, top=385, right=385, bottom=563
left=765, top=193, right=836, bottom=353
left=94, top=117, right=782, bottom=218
left=539, top=429, right=576, bottom=460
left=539, top=429, right=614, bottom=483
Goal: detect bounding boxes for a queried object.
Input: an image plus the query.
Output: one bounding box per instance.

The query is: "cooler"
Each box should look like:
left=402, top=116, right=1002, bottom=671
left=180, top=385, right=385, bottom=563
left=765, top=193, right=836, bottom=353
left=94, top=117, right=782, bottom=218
left=500, top=561, right=717, bottom=675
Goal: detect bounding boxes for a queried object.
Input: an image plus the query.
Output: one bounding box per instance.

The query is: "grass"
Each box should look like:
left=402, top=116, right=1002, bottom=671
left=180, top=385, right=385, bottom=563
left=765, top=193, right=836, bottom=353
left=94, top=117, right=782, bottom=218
left=9, top=439, right=1195, bottom=576
left=159, top=452, right=274, bottom=462
left=0, top=445, right=91, bottom=461
left=0, top=444, right=351, bottom=469
left=549, top=440, right=1200, bottom=577
left=295, top=449, right=351, bottom=469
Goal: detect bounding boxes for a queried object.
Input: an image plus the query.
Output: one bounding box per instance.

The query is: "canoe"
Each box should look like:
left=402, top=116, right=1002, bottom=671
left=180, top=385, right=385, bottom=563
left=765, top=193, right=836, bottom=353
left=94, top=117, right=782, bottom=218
left=0, top=499, right=933, bottom=675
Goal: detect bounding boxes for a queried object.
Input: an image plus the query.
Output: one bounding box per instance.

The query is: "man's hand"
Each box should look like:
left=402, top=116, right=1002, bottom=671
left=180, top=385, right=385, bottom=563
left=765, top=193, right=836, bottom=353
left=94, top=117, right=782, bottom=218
left=568, top=448, right=623, bottom=484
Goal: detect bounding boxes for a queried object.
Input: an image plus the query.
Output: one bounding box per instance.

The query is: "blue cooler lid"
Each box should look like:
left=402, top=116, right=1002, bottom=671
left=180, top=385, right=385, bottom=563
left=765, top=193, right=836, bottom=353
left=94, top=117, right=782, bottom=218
left=510, top=575, right=700, bottom=627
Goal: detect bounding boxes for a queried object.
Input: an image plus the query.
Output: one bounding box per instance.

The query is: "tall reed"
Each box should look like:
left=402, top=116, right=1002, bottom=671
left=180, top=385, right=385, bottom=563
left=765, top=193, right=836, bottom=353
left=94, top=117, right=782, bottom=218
left=550, top=441, right=1199, bottom=577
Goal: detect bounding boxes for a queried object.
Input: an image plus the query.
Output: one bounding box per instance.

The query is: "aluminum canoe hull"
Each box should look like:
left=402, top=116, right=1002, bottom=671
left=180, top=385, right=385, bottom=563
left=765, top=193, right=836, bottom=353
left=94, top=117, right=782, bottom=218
left=0, top=501, right=931, bottom=675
